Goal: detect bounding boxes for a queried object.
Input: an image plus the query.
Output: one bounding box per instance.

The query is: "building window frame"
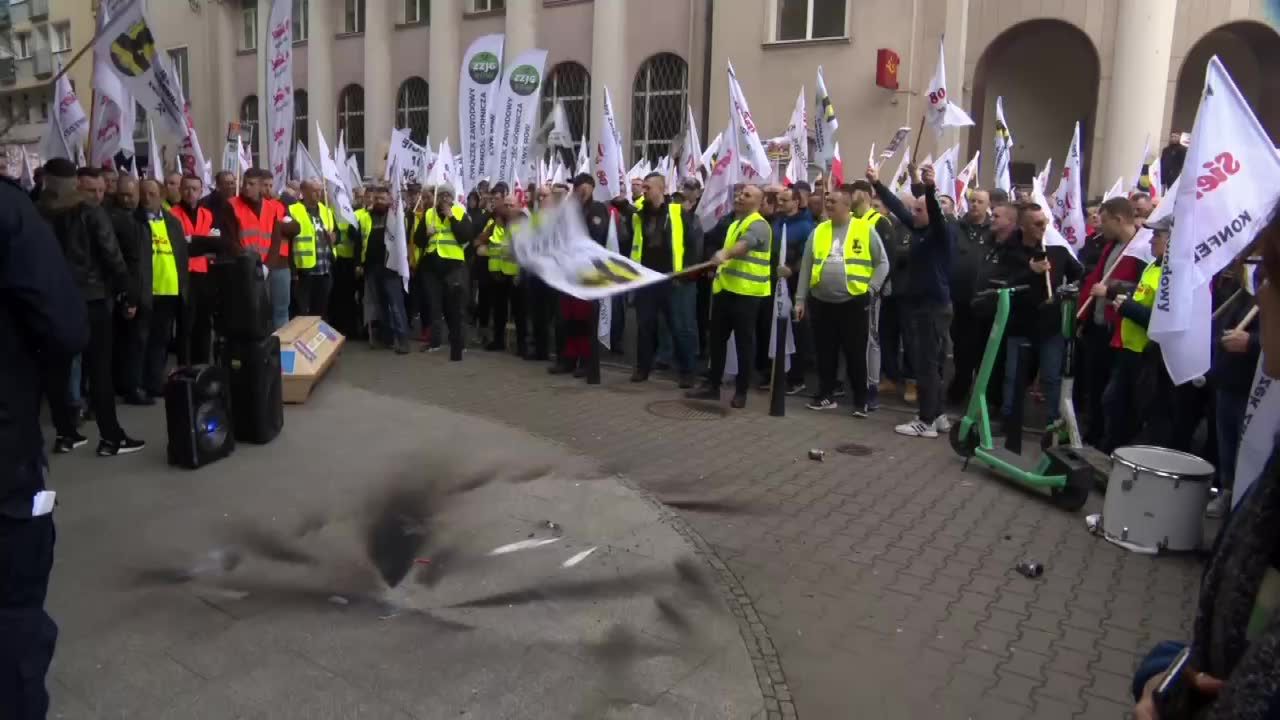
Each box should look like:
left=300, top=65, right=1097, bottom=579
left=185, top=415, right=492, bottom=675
left=337, top=84, right=365, bottom=170
left=241, top=2, right=258, bottom=51
left=293, top=88, right=308, bottom=162
left=167, top=47, right=190, bottom=101
left=768, top=0, right=850, bottom=44
left=240, top=95, right=260, bottom=168
left=630, top=52, right=688, bottom=165
left=292, top=0, right=309, bottom=43
left=402, top=0, right=428, bottom=25
left=49, top=22, right=71, bottom=53
left=541, top=61, right=591, bottom=166
left=395, top=76, right=429, bottom=145
left=15, top=31, right=32, bottom=60
left=469, top=0, right=505, bottom=14
left=343, top=0, right=366, bottom=34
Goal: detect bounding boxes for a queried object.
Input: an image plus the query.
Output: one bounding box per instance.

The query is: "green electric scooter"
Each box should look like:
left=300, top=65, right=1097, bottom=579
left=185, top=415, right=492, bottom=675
left=948, top=283, right=1094, bottom=511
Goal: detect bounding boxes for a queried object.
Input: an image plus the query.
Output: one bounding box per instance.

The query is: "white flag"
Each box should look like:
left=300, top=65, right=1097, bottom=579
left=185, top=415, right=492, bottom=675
left=924, top=38, right=974, bottom=132
left=598, top=212, right=620, bottom=349
left=697, top=129, right=734, bottom=231
left=934, top=144, right=959, bottom=202
left=46, top=58, right=89, bottom=160
left=177, top=102, right=207, bottom=183
left=726, top=61, right=772, bottom=182
left=887, top=146, right=912, bottom=197
left=1235, top=353, right=1280, bottom=508
left=593, top=86, right=627, bottom=203
left=487, top=48, right=549, bottom=189
left=513, top=198, right=667, bottom=300
left=265, top=0, right=293, bottom=194
left=1034, top=159, right=1053, bottom=193
left=1132, top=135, right=1151, bottom=192
left=1051, top=122, right=1087, bottom=250
left=954, top=150, right=980, bottom=215
left=1102, top=176, right=1125, bottom=201
left=813, top=67, right=838, bottom=171
left=318, top=125, right=356, bottom=226
left=459, top=34, right=504, bottom=192
left=237, top=135, right=251, bottom=174
left=993, top=96, right=1013, bottom=193
left=93, top=0, right=187, bottom=139
left=1150, top=56, right=1280, bottom=384
left=315, top=124, right=344, bottom=187
left=147, top=119, right=163, bottom=181
left=768, top=224, right=796, bottom=369
left=1120, top=228, right=1157, bottom=265
left=89, top=1, right=134, bottom=167
left=17, top=146, right=35, bottom=191
left=546, top=100, right=573, bottom=150
left=293, top=141, right=320, bottom=181
left=1031, top=168, right=1076, bottom=259
left=679, top=104, right=703, bottom=183
left=785, top=87, right=808, bottom=180
left=701, top=132, right=723, bottom=173
left=576, top=133, right=591, bottom=176
left=385, top=128, right=430, bottom=186
left=386, top=158, right=411, bottom=290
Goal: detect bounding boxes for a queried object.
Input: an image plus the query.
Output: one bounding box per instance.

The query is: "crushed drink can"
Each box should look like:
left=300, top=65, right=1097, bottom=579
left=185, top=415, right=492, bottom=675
left=1016, top=561, right=1043, bottom=578
left=808, top=449, right=825, bottom=462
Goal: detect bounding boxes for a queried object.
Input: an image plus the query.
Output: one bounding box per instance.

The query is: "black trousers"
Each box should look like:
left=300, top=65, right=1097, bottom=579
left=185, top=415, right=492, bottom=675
left=183, top=272, right=215, bottom=366
left=696, top=277, right=713, bottom=359
left=948, top=299, right=986, bottom=403
left=47, top=299, right=125, bottom=442
left=753, top=293, right=774, bottom=378
left=525, top=276, right=558, bottom=360
left=785, top=277, right=811, bottom=385
left=473, top=258, right=491, bottom=330
left=425, top=258, right=467, bottom=359
left=112, top=305, right=149, bottom=396
left=294, top=272, right=333, bottom=319
left=0, top=510, right=57, bottom=720
left=327, top=258, right=360, bottom=338
left=635, top=283, right=693, bottom=375
left=879, top=296, right=914, bottom=382
left=145, top=296, right=182, bottom=395
left=1080, top=321, right=1115, bottom=445
left=487, top=274, right=526, bottom=352
left=609, top=296, right=626, bottom=354
left=810, top=295, right=871, bottom=406
left=707, top=292, right=763, bottom=394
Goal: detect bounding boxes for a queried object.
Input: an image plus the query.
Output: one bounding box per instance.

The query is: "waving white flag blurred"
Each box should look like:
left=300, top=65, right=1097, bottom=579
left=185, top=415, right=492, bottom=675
left=813, top=67, right=838, bottom=171
left=727, top=61, right=772, bottom=182
left=1051, top=122, right=1087, bottom=250
left=993, top=96, right=1013, bottom=193
left=924, top=39, right=974, bottom=132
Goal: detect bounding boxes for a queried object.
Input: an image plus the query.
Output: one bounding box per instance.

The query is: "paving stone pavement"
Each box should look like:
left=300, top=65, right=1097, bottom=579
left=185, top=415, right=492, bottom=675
left=336, top=344, right=1206, bottom=720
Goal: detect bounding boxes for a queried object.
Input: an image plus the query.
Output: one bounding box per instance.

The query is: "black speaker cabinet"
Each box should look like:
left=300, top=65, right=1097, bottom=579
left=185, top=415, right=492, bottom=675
left=219, top=335, right=284, bottom=444
left=164, top=364, right=235, bottom=469
left=210, top=254, right=273, bottom=340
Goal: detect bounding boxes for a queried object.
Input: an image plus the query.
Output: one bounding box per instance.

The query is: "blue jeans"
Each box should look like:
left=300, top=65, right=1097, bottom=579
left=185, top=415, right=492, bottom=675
left=1216, top=390, right=1248, bottom=492
left=655, top=282, right=697, bottom=371
left=268, top=267, right=292, bottom=330
left=1002, top=333, right=1066, bottom=424
left=373, top=267, right=409, bottom=343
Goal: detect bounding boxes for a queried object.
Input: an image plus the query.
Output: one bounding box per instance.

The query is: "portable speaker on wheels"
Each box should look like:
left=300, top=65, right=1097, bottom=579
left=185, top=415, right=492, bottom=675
left=164, top=364, right=235, bottom=469
left=219, top=335, right=284, bottom=444
left=210, top=254, right=273, bottom=340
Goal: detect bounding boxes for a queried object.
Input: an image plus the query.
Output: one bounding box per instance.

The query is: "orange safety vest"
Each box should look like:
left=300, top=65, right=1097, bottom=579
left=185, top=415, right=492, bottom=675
left=170, top=204, right=215, bottom=273
left=229, top=196, right=286, bottom=262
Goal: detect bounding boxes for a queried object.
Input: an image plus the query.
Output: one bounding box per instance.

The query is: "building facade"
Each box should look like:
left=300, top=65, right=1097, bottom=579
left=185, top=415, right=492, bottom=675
left=0, top=0, right=94, bottom=166
left=9, top=0, right=1280, bottom=196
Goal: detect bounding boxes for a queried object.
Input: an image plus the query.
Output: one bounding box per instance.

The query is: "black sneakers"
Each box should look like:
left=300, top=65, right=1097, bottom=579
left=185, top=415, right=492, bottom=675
left=53, top=432, right=89, bottom=454
left=96, top=436, right=146, bottom=457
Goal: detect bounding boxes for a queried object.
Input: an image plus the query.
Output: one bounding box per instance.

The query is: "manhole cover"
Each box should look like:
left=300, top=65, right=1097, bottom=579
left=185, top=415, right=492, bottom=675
left=835, top=443, right=875, bottom=457
left=646, top=400, right=728, bottom=420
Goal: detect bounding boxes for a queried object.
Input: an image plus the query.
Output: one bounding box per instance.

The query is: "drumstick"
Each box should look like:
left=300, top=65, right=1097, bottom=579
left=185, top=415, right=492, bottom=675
left=1234, top=306, right=1259, bottom=332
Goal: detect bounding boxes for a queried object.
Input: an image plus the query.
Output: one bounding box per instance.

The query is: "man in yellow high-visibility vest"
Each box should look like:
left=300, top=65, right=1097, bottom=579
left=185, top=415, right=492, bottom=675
left=686, top=184, right=773, bottom=409
left=287, top=179, right=337, bottom=318
left=415, top=187, right=474, bottom=361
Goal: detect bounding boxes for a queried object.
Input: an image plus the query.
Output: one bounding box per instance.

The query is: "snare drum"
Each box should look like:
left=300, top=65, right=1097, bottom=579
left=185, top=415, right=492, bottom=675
left=1102, top=446, right=1214, bottom=553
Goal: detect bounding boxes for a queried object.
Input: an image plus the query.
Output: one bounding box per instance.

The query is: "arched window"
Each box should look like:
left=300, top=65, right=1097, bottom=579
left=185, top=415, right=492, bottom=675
left=631, top=53, right=688, bottom=165
left=336, top=84, right=365, bottom=170
left=541, top=61, right=590, bottom=167
left=240, top=95, right=260, bottom=168
left=395, top=77, right=429, bottom=146
left=293, top=89, right=308, bottom=162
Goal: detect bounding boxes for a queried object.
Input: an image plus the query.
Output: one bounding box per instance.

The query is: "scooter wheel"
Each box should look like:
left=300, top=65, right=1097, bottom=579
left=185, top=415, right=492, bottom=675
left=949, top=419, right=977, bottom=458
left=1050, top=467, right=1091, bottom=512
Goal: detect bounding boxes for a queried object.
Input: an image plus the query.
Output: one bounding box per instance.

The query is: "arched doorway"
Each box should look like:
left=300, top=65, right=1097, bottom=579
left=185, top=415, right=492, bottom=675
left=968, top=19, right=1100, bottom=191
left=1173, top=22, right=1280, bottom=144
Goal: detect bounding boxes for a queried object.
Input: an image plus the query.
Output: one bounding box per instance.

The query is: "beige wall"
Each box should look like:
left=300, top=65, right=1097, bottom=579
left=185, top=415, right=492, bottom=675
left=0, top=0, right=96, bottom=152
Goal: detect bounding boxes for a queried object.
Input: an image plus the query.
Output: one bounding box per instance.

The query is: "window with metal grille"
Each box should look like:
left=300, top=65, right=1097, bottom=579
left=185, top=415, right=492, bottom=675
left=133, top=104, right=150, bottom=172
left=395, top=77, right=429, bottom=146
left=241, top=1, right=257, bottom=50
left=293, top=88, right=308, bottom=163
left=540, top=61, right=590, bottom=168
left=631, top=52, right=687, bottom=165
left=337, top=84, right=365, bottom=170
left=292, top=0, right=309, bottom=42
left=775, top=0, right=847, bottom=42
left=167, top=47, right=189, bottom=101
left=240, top=95, right=260, bottom=167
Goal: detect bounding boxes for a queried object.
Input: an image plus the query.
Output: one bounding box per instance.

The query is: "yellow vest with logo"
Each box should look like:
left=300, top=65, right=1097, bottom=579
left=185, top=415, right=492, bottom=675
left=287, top=202, right=336, bottom=271
left=809, top=219, right=874, bottom=296
left=334, top=218, right=356, bottom=259
left=484, top=220, right=518, bottom=276
left=713, top=212, right=772, bottom=297
left=630, top=203, right=685, bottom=272
left=425, top=204, right=467, bottom=261
left=1121, top=262, right=1163, bottom=353
left=150, top=217, right=179, bottom=296
left=355, top=209, right=374, bottom=264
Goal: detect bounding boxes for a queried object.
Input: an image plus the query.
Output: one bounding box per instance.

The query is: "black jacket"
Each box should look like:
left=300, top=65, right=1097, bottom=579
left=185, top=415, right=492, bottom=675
left=1212, top=276, right=1262, bottom=397
left=875, top=181, right=954, bottom=305
left=582, top=200, right=612, bottom=247
left=110, top=206, right=151, bottom=309
left=1000, top=237, right=1084, bottom=340
left=950, top=217, right=994, bottom=303
left=617, top=199, right=703, bottom=273
left=42, top=200, right=133, bottom=304
left=1, top=179, right=89, bottom=512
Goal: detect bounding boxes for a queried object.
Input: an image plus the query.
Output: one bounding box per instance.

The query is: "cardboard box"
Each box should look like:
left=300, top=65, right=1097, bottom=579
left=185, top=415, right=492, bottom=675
left=274, top=316, right=345, bottom=403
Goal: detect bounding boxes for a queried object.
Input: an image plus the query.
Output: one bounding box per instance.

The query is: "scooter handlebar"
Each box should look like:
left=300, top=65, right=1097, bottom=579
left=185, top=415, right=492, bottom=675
left=974, top=284, right=1031, bottom=299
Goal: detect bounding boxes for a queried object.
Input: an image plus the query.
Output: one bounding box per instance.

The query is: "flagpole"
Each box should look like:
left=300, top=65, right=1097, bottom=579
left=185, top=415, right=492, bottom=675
left=910, top=114, right=927, bottom=164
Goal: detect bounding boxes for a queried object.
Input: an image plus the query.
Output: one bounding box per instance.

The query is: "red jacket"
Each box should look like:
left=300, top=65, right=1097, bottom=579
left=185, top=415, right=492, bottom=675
left=1078, top=238, right=1144, bottom=348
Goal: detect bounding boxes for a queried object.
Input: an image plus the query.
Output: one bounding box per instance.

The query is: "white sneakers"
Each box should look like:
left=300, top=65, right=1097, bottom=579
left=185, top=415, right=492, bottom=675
left=895, top=415, right=950, bottom=439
